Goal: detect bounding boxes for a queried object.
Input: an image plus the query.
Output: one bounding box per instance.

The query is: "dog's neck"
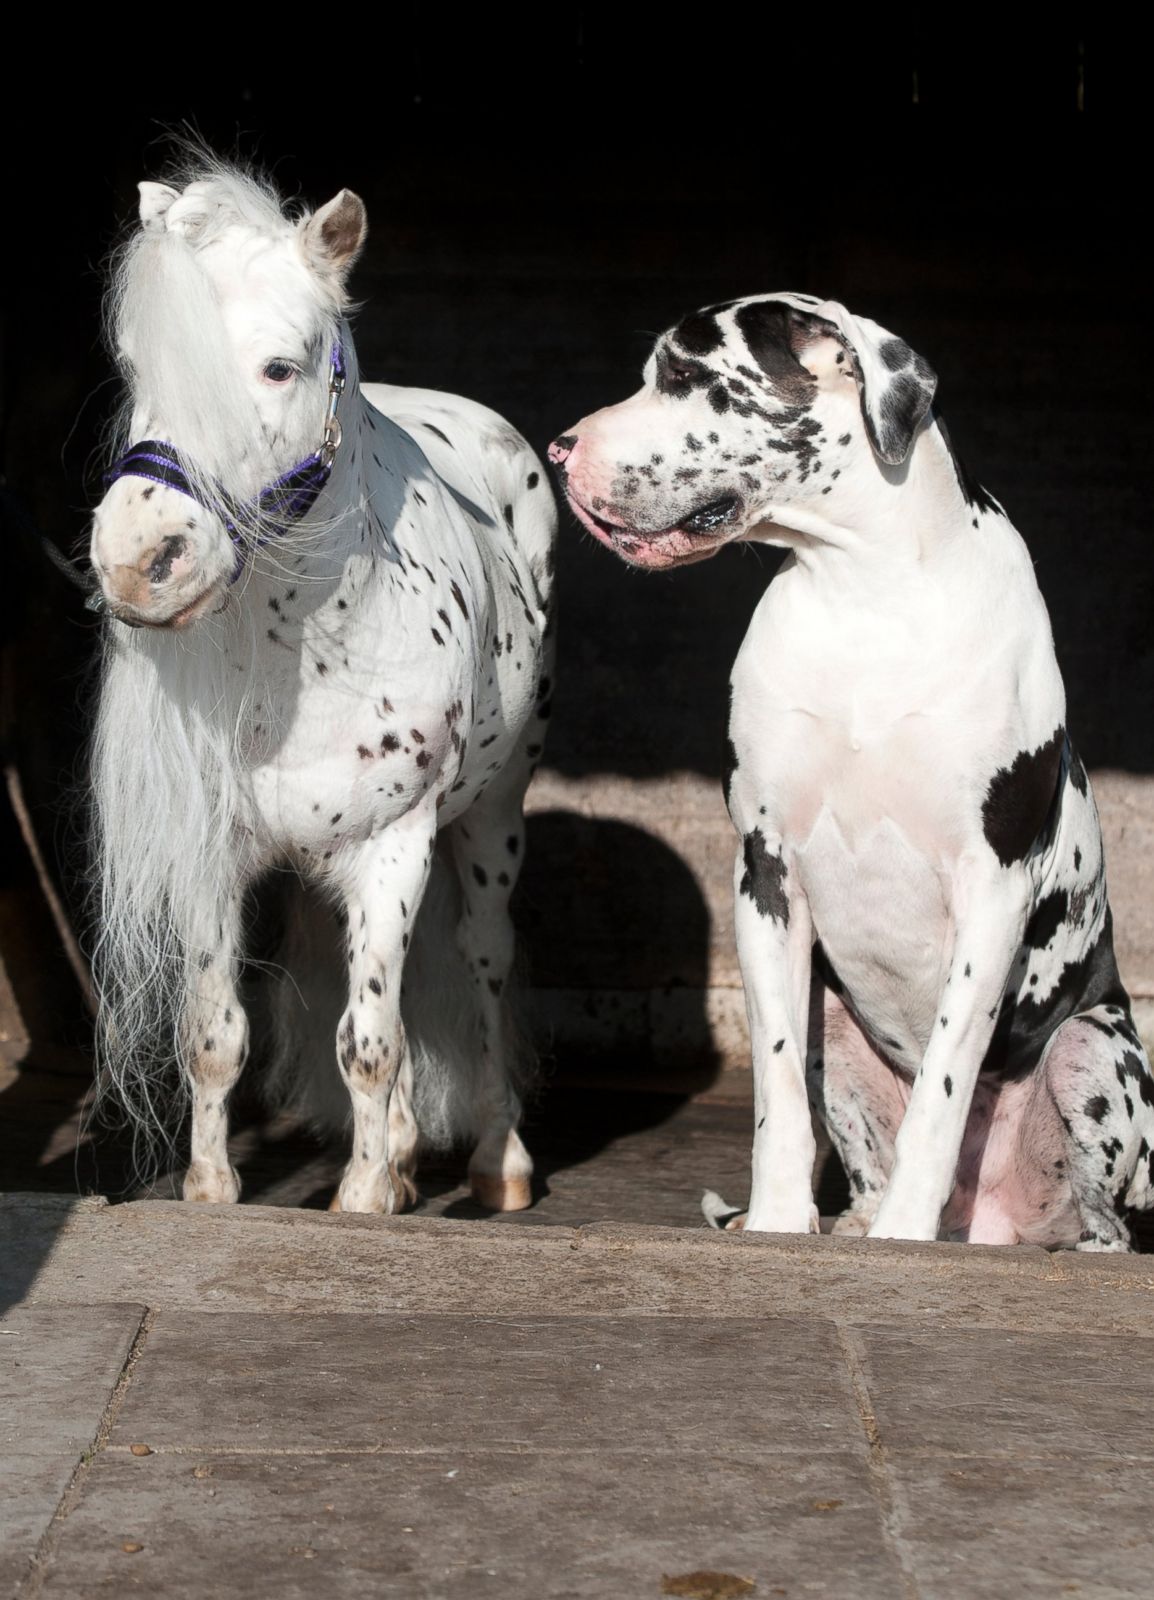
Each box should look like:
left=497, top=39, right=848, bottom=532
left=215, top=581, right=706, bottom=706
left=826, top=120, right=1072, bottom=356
left=747, top=422, right=989, bottom=590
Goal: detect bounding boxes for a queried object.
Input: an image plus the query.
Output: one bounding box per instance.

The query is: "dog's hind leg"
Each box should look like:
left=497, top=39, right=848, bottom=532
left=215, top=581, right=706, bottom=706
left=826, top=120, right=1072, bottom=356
left=1041, top=1004, right=1154, bottom=1251
left=807, top=979, right=907, bottom=1236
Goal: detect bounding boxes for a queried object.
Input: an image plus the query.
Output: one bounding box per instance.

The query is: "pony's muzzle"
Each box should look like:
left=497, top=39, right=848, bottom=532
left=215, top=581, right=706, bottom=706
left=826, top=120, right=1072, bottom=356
left=94, top=529, right=222, bottom=628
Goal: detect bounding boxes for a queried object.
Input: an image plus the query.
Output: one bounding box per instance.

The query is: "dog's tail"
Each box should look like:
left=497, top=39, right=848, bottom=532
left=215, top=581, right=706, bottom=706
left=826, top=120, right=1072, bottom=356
left=701, top=1189, right=747, bottom=1231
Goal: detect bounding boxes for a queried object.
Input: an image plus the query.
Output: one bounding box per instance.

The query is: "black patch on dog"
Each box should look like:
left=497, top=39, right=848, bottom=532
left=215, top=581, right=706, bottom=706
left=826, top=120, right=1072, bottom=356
left=934, top=412, right=1001, bottom=515
left=1025, top=888, right=1069, bottom=952
left=983, top=908, right=1130, bottom=1082
left=675, top=310, right=725, bottom=356
left=1084, top=1094, right=1109, bottom=1123
left=1067, top=745, right=1089, bottom=795
left=1117, top=1049, right=1154, bottom=1108
left=879, top=337, right=914, bottom=371
left=739, top=829, right=789, bottom=925
left=722, top=738, right=738, bottom=806
left=871, top=370, right=936, bottom=466
left=733, top=302, right=818, bottom=403
left=982, top=727, right=1065, bottom=866
left=655, top=346, right=714, bottom=398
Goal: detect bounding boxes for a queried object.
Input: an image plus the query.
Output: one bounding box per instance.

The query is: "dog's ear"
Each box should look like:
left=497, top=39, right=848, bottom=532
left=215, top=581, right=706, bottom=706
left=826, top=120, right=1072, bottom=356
left=802, top=301, right=937, bottom=467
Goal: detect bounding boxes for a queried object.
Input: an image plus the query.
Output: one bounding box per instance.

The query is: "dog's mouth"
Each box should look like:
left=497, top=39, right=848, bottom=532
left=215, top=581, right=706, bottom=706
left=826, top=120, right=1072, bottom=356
left=568, top=492, right=742, bottom=567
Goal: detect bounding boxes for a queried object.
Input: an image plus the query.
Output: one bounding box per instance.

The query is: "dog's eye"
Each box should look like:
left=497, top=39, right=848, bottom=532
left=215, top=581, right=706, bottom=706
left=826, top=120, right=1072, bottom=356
left=657, top=350, right=710, bottom=397
left=262, top=360, right=297, bottom=384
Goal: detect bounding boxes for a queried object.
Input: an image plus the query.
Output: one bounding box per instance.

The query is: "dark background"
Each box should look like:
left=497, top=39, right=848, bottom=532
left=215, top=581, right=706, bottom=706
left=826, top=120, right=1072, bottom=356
left=1, top=17, right=1150, bottom=1081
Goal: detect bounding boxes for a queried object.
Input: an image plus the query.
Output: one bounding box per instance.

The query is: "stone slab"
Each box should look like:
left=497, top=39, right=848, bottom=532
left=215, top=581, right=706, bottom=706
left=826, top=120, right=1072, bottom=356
left=0, top=1455, right=77, bottom=1597
left=0, top=1304, right=144, bottom=1455
left=890, top=1457, right=1154, bottom=1600
left=39, top=1450, right=901, bottom=1600
left=859, top=1324, right=1154, bottom=1460
left=6, top=1197, right=1154, bottom=1337
left=108, top=1312, right=859, bottom=1458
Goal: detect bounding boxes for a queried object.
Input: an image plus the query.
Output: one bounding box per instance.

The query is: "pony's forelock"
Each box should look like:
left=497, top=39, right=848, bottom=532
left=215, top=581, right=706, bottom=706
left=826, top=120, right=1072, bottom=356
left=106, top=158, right=341, bottom=523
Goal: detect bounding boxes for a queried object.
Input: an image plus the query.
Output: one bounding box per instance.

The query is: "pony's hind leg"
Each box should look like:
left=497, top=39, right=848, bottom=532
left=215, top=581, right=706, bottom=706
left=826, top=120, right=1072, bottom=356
left=181, top=898, right=249, bottom=1203
left=448, top=791, right=534, bottom=1212
left=331, top=805, right=436, bottom=1215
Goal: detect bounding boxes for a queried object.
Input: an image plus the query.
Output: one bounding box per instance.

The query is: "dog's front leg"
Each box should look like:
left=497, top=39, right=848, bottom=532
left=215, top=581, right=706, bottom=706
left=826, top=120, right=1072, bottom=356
left=733, top=835, right=818, bottom=1233
left=868, top=861, right=1030, bottom=1242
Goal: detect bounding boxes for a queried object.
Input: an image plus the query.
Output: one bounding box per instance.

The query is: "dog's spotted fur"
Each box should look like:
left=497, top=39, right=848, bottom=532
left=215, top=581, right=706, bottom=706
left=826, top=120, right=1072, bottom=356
left=552, top=292, right=1153, bottom=1250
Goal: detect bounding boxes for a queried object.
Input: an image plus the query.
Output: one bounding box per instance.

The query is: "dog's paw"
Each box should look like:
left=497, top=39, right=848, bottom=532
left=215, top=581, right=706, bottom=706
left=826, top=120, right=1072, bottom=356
left=702, top=1190, right=747, bottom=1231
left=830, top=1209, right=874, bottom=1237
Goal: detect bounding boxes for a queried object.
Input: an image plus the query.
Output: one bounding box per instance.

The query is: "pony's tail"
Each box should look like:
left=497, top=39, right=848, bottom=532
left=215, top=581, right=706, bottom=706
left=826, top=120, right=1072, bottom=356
left=264, top=839, right=531, bottom=1148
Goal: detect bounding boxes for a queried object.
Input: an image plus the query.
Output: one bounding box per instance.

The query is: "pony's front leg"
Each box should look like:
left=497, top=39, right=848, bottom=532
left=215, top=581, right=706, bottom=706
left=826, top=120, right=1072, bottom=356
left=181, top=897, right=249, bottom=1203
left=331, top=806, right=436, bottom=1215
left=449, top=797, right=534, bottom=1212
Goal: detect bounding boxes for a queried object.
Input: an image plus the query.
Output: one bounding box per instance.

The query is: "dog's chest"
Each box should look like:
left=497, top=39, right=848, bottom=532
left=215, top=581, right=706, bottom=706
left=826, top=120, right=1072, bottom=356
left=798, top=808, right=954, bottom=1050
left=733, top=592, right=991, bottom=1051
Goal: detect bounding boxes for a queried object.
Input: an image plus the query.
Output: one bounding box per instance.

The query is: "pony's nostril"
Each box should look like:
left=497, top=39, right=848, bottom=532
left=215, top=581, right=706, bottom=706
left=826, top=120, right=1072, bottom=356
left=548, top=434, right=577, bottom=467
left=147, top=536, right=187, bottom=585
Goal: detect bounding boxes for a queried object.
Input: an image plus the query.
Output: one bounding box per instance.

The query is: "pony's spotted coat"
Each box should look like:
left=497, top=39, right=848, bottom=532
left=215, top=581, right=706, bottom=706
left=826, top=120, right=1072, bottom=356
left=553, top=292, right=1153, bottom=1250
left=89, top=162, right=555, bottom=1214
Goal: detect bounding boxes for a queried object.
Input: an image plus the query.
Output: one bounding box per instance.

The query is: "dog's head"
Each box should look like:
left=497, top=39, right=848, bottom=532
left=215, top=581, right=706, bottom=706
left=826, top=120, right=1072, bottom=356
left=549, top=293, right=937, bottom=569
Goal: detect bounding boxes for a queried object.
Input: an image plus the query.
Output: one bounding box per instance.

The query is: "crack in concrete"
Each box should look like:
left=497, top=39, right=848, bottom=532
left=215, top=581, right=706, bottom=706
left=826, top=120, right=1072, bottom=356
left=16, top=1306, right=155, bottom=1599
left=836, top=1323, right=922, bottom=1600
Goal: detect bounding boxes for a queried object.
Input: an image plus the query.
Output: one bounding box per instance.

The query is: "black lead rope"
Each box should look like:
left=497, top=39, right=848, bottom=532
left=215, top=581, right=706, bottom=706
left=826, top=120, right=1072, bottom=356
left=41, top=537, right=104, bottom=609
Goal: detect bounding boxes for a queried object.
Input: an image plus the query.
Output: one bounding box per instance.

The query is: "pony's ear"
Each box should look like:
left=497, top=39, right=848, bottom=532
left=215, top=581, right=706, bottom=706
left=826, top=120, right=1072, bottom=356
left=805, top=300, right=937, bottom=466
left=300, top=190, right=368, bottom=286
left=138, top=182, right=180, bottom=234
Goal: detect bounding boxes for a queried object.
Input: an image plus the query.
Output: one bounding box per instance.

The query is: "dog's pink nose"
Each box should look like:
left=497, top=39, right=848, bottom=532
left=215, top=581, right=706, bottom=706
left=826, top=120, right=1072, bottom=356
left=548, top=433, right=578, bottom=466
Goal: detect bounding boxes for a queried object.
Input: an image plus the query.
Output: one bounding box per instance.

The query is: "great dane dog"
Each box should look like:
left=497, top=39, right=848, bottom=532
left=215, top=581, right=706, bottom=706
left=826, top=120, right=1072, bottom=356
left=549, top=292, right=1154, bottom=1250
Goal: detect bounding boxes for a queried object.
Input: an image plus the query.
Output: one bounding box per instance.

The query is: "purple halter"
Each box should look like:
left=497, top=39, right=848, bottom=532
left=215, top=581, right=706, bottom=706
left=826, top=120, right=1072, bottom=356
left=103, top=341, right=346, bottom=584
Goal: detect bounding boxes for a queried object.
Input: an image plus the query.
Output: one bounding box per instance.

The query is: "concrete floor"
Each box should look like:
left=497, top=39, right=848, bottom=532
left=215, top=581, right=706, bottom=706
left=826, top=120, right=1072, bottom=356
left=4, top=1077, right=1154, bottom=1599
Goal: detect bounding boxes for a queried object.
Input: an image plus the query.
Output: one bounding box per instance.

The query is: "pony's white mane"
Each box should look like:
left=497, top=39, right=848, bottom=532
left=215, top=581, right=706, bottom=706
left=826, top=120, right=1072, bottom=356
left=107, top=158, right=339, bottom=511
left=90, top=614, right=260, bottom=1173
left=91, top=158, right=345, bottom=1174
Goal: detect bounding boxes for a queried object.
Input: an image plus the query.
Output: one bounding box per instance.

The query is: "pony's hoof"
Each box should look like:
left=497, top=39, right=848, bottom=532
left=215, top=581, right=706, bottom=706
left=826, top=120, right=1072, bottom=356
left=470, top=1172, right=533, bottom=1212
left=331, top=1166, right=418, bottom=1215
left=182, top=1161, right=240, bottom=1204
left=388, top=1164, right=419, bottom=1213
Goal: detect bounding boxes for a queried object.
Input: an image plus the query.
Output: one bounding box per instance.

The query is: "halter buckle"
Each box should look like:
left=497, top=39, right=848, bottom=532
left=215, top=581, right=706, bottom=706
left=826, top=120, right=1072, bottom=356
left=319, top=364, right=346, bottom=468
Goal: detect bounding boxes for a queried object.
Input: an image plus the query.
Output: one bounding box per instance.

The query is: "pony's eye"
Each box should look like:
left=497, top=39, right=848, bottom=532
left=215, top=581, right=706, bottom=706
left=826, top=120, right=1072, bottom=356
left=263, top=360, right=296, bottom=384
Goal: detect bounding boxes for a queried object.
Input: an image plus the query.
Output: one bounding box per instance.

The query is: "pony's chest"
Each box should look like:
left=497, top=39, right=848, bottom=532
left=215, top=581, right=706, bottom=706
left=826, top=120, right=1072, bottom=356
left=241, top=629, right=468, bottom=850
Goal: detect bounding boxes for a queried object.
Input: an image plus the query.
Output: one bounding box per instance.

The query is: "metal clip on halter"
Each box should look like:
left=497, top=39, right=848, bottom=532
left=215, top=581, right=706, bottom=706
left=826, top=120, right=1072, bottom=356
left=320, top=361, right=346, bottom=470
